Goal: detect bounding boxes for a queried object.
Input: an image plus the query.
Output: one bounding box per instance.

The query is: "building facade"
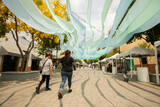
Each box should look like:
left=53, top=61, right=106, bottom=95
left=0, top=33, right=42, bottom=72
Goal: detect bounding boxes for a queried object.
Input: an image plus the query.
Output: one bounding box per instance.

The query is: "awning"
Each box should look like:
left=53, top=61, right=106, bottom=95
left=154, top=41, right=160, bottom=47
left=117, top=47, right=155, bottom=58
left=106, top=53, right=119, bottom=60
left=31, top=54, right=42, bottom=60
left=0, top=46, right=8, bottom=55
left=99, top=58, right=107, bottom=62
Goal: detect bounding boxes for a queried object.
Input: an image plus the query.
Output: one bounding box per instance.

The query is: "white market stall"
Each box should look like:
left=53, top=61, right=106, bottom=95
left=117, top=47, right=155, bottom=82
left=106, top=53, right=119, bottom=74
left=154, top=41, right=160, bottom=85
left=99, top=58, right=107, bottom=71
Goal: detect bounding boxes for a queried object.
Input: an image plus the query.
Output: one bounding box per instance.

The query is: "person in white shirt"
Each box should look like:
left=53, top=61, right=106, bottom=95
left=36, top=52, right=53, bottom=94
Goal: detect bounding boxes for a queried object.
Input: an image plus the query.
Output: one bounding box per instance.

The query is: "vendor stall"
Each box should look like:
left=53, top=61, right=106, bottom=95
left=106, top=53, right=119, bottom=74
left=117, top=47, right=154, bottom=81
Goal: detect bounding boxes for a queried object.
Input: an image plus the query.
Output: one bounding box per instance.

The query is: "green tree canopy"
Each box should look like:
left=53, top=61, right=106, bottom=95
left=127, top=23, right=160, bottom=45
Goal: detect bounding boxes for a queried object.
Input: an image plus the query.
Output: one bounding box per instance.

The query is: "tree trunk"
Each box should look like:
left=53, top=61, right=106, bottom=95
left=24, top=54, right=30, bottom=71
left=11, top=16, right=35, bottom=71
left=20, top=57, right=26, bottom=71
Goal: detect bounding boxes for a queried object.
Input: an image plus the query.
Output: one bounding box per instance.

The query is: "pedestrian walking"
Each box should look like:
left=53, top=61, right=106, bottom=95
left=36, top=52, right=53, bottom=94
left=73, top=63, right=76, bottom=70
left=58, top=50, right=74, bottom=99
left=121, top=58, right=129, bottom=82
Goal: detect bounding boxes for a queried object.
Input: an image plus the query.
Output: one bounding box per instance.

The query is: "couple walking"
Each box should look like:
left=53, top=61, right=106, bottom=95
left=36, top=50, right=74, bottom=99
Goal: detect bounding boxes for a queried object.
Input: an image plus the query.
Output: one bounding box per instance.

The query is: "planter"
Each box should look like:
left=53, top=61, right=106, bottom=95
left=1, top=71, right=39, bottom=81
left=102, top=66, right=105, bottom=71
left=137, top=67, right=150, bottom=82
left=112, top=67, right=117, bottom=74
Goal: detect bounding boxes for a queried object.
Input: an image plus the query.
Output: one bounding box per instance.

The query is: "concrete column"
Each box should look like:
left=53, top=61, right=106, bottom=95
left=18, top=58, right=22, bottom=71
left=27, top=54, right=32, bottom=71
left=0, top=55, right=4, bottom=72
left=155, top=45, right=160, bottom=85
left=39, top=60, right=42, bottom=70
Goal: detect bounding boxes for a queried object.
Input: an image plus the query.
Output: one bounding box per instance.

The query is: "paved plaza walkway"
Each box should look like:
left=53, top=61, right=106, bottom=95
left=0, top=68, right=160, bottom=107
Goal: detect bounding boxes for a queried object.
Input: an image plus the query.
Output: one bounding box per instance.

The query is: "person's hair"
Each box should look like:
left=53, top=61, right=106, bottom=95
left=45, top=52, right=51, bottom=57
left=64, top=50, right=71, bottom=59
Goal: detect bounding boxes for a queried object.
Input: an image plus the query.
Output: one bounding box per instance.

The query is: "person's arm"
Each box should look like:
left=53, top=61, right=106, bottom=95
left=59, top=58, right=63, bottom=66
left=72, top=57, right=74, bottom=64
left=49, top=60, right=53, bottom=76
left=50, top=65, right=53, bottom=76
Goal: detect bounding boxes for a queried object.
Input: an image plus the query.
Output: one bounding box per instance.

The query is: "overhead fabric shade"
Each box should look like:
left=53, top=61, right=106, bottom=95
left=2, top=0, right=64, bottom=34
left=66, top=0, right=86, bottom=36
left=2, top=0, right=160, bottom=59
left=98, top=0, right=132, bottom=48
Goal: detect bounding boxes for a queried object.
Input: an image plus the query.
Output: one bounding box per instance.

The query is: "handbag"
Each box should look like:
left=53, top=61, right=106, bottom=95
left=40, top=59, right=48, bottom=74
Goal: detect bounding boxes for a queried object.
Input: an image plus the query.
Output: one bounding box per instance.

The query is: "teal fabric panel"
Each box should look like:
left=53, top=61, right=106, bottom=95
left=66, top=0, right=86, bottom=36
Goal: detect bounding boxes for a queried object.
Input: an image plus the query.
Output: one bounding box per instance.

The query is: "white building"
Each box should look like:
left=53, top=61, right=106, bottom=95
left=0, top=33, right=42, bottom=72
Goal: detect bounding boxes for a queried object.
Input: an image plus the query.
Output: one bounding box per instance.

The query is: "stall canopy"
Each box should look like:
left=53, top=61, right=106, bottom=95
left=117, top=47, right=155, bottom=58
left=106, top=53, right=119, bottom=60
left=154, top=41, right=160, bottom=47
left=99, top=58, right=107, bottom=62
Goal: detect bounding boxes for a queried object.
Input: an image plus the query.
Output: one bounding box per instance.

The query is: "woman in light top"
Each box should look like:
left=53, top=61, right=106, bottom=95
left=36, top=52, right=53, bottom=94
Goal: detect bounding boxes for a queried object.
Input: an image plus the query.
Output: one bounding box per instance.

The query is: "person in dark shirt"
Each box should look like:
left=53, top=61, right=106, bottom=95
left=58, top=50, right=74, bottom=99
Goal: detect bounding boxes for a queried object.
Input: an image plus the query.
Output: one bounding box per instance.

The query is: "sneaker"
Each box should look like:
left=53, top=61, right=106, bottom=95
left=36, top=87, right=39, bottom=94
left=68, top=89, right=72, bottom=93
left=126, top=78, right=129, bottom=82
left=46, top=88, right=51, bottom=91
left=58, top=93, right=63, bottom=99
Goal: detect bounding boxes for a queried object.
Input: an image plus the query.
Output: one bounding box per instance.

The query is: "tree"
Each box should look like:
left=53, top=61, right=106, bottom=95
left=138, top=42, right=152, bottom=49
left=0, top=1, right=41, bottom=71
left=36, top=34, right=68, bottom=56
left=83, top=59, right=98, bottom=64
left=35, top=0, right=69, bottom=58
left=74, top=59, right=82, bottom=64
left=127, top=23, right=160, bottom=45
left=60, top=51, right=65, bottom=55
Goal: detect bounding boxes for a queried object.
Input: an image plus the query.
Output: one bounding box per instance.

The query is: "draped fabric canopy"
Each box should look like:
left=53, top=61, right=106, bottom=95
left=2, top=0, right=160, bottom=59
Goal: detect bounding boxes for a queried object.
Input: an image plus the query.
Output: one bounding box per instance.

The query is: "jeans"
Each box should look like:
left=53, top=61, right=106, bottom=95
left=60, top=71, right=73, bottom=90
left=122, top=69, right=128, bottom=79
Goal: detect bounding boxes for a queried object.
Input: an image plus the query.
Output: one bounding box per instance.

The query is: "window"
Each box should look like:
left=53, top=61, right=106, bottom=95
left=142, top=57, right=147, bottom=64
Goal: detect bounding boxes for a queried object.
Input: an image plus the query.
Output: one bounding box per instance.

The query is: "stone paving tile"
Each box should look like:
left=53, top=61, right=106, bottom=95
left=0, top=68, right=160, bottom=107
